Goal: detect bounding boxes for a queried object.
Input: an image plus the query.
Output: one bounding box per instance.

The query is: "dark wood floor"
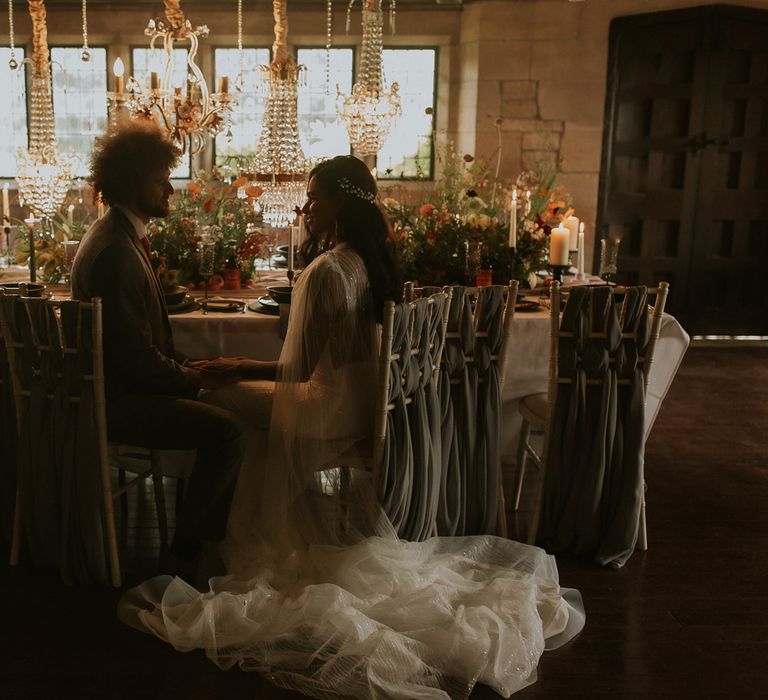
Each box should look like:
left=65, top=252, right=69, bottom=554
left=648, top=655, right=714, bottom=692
left=2, top=346, right=767, bottom=699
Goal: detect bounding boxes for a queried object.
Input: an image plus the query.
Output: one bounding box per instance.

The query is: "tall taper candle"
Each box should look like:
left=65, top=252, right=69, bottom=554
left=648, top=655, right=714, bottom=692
left=508, top=190, right=517, bottom=248
left=25, top=216, right=36, bottom=282
left=549, top=225, right=570, bottom=266
left=287, top=225, right=295, bottom=282
left=577, top=223, right=585, bottom=279
left=2, top=183, right=9, bottom=223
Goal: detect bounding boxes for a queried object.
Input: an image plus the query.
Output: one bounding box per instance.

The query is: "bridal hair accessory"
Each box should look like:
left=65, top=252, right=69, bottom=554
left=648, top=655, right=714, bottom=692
left=338, top=177, right=377, bottom=204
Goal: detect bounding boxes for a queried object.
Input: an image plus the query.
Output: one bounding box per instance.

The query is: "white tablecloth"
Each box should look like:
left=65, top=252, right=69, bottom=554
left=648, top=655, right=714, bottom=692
left=171, top=307, right=690, bottom=463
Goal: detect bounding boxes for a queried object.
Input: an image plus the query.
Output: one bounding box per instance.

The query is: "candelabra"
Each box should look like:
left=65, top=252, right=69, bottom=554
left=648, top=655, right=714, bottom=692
left=106, top=0, right=238, bottom=155
left=248, top=0, right=308, bottom=228
left=338, top=0, right=400, bottom=155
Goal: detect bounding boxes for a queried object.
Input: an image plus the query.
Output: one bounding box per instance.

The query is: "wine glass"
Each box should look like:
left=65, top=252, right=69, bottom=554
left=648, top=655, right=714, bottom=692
left=198, top=236, right=216, bottom=314
left=260, top=226, right=277, bottom=271
left=0, top=221, right=11, bottom=269
left=61, top=240, right=80, bottom=285
left=599, top=238, right=621, bottom=282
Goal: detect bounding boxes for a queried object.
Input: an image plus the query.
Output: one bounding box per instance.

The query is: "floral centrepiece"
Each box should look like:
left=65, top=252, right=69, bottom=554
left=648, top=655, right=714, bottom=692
left=148, top=167, right=266, bottom=289
left=382, top=144, right=573, bottom=288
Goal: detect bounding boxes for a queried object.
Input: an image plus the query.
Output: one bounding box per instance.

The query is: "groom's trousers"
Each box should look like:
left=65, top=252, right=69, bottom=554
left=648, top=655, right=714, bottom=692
left=106, top=393, right=245, bottom=558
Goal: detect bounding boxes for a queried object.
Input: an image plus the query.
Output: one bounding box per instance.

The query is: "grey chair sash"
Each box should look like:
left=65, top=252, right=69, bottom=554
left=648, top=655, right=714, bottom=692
left=540, top=285, right=649, bottom=567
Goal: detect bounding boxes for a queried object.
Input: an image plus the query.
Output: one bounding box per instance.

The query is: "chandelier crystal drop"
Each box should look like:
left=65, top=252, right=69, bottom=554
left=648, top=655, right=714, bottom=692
left=338, top=0, right=400, bottom=156
left=106, top=0, right=238, bottom=155
left=248, top=0, right=308, bottom=228
left=15, top=0, right=72, bottom=218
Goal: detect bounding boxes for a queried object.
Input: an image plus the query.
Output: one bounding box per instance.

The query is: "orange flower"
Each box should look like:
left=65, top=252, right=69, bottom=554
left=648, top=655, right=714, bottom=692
left=202, top=197, right=215, bottom=213
left=245, top=185, right=263, bottom=199
left=231, top=176, right=249, bottom=189
left=419, top=203, right=436, bottom=217
left=186, top=182, right=203, bottom=195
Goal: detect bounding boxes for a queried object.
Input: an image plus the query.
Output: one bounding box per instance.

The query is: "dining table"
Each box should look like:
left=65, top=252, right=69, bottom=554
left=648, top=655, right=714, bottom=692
left=165, top=276, right=689, bottom=462
left=1, top=268, right=690, bottom=463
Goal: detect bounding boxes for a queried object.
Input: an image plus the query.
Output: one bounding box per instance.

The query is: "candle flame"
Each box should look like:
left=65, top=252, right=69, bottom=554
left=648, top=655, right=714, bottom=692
left=113, top=57, right=124, bottom=77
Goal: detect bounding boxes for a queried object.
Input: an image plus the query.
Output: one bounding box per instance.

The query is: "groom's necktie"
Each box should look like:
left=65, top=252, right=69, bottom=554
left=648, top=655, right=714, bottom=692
left=140, top=235, right=152, bottom=262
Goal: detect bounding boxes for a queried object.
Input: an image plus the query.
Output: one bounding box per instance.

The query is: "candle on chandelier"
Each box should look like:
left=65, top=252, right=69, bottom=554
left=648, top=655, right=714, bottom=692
left=67, top=204, right=74, bottom=224
left=150, top=72, right=159, bottom=90
left=2, top=183, right=9, bottom=224
left=549, top=225, right=570, bottom=266
left=218, top=76, right=229, bottom=94
left=564, top=214, right=580, bottom=251
left=508, top=189, right=517, bottom=249
left=113, top=58, right=124, bottom=93
left=97, top=198, right=104, bottom=219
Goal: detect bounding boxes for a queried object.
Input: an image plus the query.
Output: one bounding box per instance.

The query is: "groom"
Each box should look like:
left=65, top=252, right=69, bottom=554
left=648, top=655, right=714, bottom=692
left=71, top=121, right=243, bottom=573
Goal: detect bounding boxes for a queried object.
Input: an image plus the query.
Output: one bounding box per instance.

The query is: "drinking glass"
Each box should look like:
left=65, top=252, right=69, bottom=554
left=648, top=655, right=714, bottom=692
left=61, top=240, right=80, bottom=284
left=198, top=237, right=216, bottom=314
left=599, top=238, right=621, bottom=282
left=464, top=240, right=482, bottom=286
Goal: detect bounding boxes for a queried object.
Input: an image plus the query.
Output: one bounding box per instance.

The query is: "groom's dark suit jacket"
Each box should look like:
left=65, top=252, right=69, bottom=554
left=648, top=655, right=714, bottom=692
left=70, top=206, right=200, bottom=401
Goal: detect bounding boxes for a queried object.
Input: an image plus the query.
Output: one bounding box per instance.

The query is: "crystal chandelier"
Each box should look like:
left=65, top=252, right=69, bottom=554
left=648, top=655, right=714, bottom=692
left=338, top=0, right=401, bottom=156
left=248, top=0, right=308, bottom=228
left=106, top=0, right=238, bottom=155
left=14, top=0, right=72, bottom=218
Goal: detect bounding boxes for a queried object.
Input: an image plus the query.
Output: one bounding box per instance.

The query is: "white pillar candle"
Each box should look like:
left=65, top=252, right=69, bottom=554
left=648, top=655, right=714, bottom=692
left=508, top=190, right=517, bottom=248
left=549, top=225, right=570, bottom=266
left=577, top=223, right=585, bottom=279
left=67, top=204, right=74, bottom=224
left=564, top=215, right=580, bottom=251
left=2, top=183, right=9, bottom=223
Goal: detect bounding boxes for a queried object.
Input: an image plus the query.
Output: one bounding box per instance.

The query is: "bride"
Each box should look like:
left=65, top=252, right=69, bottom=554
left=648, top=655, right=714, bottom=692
left=119, top=155, right=584, bottom=700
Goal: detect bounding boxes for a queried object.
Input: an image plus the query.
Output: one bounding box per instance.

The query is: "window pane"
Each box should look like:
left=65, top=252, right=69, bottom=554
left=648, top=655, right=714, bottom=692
left=51, top=47, right=108, bottom=178
left=132, top=47, right=190, bottom=178
left=297, top=48, right=353, bottom=163
left=214, top=48, right=270, bottom=167
left=0, top=48, right=28, bottom=178
left=378, top=48, right=436, bottom=179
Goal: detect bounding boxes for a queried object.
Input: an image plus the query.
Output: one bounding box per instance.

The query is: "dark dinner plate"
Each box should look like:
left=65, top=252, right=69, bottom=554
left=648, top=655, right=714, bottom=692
left=166, top=296, right=200, bottom=314
left=247, top=296, right=279, bottom=315
left=515, top=300, right=540, bottom=313
left=203, top=298, right=245, bottom=313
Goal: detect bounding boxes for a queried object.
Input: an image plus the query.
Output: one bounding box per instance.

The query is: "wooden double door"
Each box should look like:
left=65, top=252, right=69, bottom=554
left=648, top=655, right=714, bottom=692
left=596, top=4, right=768, bottom=335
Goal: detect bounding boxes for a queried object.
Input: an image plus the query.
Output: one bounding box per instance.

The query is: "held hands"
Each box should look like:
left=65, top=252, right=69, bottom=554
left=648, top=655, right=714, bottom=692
left=186, top=357, right=278, bottom=383
left=187, top=357, right=244, bottom=389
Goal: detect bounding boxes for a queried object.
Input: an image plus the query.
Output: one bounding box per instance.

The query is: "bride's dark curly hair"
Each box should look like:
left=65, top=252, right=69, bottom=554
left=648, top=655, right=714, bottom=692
left=307, top=156, right=402, bottom=319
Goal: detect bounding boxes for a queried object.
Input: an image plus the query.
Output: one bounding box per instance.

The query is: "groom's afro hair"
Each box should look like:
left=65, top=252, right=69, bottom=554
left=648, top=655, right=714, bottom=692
left=89, top=119, right=180, bottom=207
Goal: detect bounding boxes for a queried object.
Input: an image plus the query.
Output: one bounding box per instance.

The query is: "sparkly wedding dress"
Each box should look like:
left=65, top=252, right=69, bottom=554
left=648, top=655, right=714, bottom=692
left=119, top=244, right=585, bottom=699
